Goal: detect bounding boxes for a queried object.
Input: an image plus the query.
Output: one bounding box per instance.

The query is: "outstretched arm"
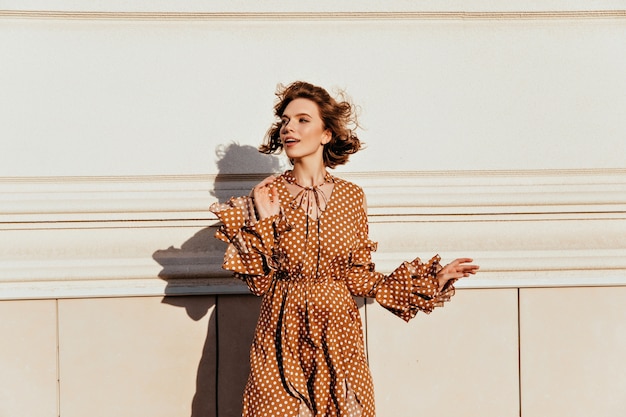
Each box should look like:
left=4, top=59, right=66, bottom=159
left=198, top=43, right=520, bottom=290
left=346, top=191, right=480, bottom=321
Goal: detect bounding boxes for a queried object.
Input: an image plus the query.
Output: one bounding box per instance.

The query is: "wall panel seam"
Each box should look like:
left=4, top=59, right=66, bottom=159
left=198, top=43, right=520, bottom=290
left=55, top=299, right=61, bottom=417
left=517, top=288, right=522, bottom=417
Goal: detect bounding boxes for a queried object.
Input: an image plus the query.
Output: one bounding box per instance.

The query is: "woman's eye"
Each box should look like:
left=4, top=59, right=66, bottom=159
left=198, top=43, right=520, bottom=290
left=299, top=118, right=309, bottom=123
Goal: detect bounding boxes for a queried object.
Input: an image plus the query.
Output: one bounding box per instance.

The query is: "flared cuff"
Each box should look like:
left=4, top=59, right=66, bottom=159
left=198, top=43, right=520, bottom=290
left=376, top=254, right=456, bottom=322
left=350, top=238, right=378, bottom=272
left=210, top=196, right=289, bottom=276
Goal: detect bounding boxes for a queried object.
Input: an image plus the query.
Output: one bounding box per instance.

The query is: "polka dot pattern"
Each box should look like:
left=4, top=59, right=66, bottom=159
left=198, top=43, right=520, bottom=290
left=210, top=172, right=457, bottom=416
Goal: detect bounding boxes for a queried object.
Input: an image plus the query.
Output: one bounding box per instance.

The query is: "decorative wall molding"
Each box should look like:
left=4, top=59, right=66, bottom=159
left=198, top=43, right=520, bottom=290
left=1, top=169, right=625, bottom=299
left=1, top=10, right=625, bottom=21
left=1, top=174, right=218, bottom=224
left=2, top=169, right=625, bottom=224
left=2, top=244, right=626, bottom=299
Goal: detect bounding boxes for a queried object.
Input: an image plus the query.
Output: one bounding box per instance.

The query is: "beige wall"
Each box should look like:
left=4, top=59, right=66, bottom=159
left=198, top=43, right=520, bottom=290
left=1, top=1, right=626, bottom=416
left=3, top=290, right=626, bottom=417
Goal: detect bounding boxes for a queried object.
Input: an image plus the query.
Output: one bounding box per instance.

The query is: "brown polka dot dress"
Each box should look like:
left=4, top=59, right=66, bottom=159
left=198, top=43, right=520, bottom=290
left=210, top=171, right=456, bottom=417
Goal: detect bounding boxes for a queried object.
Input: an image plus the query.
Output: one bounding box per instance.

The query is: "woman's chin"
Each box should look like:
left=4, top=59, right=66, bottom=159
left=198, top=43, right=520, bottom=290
left=284, top=151, right=301, bottom=161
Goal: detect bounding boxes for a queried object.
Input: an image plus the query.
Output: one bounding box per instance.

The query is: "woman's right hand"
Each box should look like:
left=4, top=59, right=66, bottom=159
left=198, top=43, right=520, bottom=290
left=253, top=176, right=280, bottom=219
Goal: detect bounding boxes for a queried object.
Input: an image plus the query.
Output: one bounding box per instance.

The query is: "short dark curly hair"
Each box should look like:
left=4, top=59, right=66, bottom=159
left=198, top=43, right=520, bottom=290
left=259, top=81, right=362, bottom=168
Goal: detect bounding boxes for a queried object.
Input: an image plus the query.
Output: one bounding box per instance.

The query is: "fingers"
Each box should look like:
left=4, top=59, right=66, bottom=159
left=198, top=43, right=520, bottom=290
left=270, top=185, right=279, bottom=203
left=464, top=265, right=480, bottom=273
left=440, top=258, right=480, bottom=277
left=252, top=176, right=280, bottom=219
left=440, top=272, right=464, bottom=281
left=458, top=264, right=480, bottom=273
left=448, top=259, right=479, bottom=270
left=450, top=257, right=474, bottom=265
left=254, top=176, right=278, bottom=198
left=437, top=257, right=479, bottom=290
left=442, top=270, right=474, bottom=280
left=260, top=186, right=279, bottom=204
left=256, top=175, right=277, bottom=189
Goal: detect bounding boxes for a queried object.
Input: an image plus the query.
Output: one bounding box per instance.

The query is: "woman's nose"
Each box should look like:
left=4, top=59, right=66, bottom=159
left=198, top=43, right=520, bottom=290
left=281, top=119, right=293, bottom=132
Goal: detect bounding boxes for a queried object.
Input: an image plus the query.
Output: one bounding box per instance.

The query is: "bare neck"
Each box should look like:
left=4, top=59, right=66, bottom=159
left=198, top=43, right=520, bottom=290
left=291, top=159, right=328, bottom=187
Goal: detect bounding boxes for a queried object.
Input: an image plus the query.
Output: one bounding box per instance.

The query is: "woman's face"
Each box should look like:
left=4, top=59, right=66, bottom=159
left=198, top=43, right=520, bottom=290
left=280, top=98, right=331, bottom=164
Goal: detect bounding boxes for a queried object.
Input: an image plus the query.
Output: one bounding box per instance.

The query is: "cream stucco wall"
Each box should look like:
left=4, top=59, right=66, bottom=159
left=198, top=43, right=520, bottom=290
left=1, top=2, right=626, bottom=416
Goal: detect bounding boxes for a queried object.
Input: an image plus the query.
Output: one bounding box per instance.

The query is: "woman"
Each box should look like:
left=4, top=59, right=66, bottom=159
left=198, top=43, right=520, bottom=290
left=210, top=81, right=479, bottom=417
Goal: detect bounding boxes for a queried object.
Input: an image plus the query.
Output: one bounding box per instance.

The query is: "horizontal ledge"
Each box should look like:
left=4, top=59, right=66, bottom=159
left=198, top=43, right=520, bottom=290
left=2, top=271, right=626, bottom=301
left=1, top=168, right=625, bottom=224
left=3, top=212, right=626, bottom=231
left=0, top=278, right=250, bottom=301
left=3, top=168, right=626, bottom=185
left=1, top=10, right=625, bottom=21
left=2, top=249, right=626, bottom=299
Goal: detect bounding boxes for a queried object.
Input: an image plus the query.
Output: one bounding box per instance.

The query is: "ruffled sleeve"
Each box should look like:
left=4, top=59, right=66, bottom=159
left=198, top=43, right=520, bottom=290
left=344, top=198, right=386, bottom=297
left=210, top=196, right=289, bottom=295
left=345, top=189, right=457, bottom=321
left=375, top=254, right=456, bottom=322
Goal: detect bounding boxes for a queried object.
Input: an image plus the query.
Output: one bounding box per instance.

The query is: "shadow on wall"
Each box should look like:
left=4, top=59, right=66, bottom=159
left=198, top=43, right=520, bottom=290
left=153, top=142, right=285, bottom=417
left=212, top=142, right=286, bottom=203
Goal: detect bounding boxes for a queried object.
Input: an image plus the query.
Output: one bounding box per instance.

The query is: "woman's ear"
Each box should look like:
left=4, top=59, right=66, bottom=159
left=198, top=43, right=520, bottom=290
left=322, top=129, right=332, bottom=145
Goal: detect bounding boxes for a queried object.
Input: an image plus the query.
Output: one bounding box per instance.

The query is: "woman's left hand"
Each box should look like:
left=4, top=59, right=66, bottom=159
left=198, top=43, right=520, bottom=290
left=437, top=258, right=479, bottom=291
